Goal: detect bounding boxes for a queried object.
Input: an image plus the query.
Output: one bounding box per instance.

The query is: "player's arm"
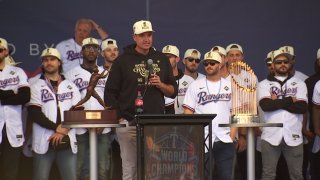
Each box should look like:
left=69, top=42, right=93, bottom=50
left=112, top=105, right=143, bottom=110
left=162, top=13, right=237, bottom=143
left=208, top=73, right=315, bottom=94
left=313, top=104, right=320, bottom=136
left=0, top=86, right=30, bottom=105
left=89, top=19, right=108, bottom=40
left=259, top=96, right=294, bottom=112
left=183, top=107, right=193, bottom=114
left=283, top=98, right=307, bottom=114
left=28, top=105, right=58, bottom=130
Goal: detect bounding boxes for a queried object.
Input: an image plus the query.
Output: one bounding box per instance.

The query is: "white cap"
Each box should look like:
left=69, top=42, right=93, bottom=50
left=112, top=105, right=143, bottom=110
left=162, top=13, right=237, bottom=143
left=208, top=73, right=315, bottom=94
left=226, top=43, right=243, bottom=54
left=162, top=45, right=179, bottom=57
left=133, top=20, right=154, bottom=35
left=279, top=46, right=294, bottom=56
left=266, top=51, right=273, bottom=64
left=0, top=38, right=8, bottom=49
left=203, top=51, right=222, bottom=63
left=317, top=48, right=320, bottom=59
left=272, top=49, right=292, bottom=61
left=5, top=56, right=21, bottom=66
left=41, top=48, right=61, bottom=60
left=211, top=46, right=226, bottom=56
left=82, top=37, right=99, bottom=47
left=184, top=49, right=201, bottom=59
left=101, top=38, right=118, bottom=51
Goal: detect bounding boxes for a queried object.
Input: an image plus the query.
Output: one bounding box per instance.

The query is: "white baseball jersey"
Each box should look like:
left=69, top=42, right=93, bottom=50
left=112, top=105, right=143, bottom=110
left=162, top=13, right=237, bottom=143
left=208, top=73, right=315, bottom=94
left=0, top=64, right=29, bottom=147
left=65, top=66, right=110, bottom=134
left=196, top=72, right=205, bottom=80
left=165, top=75, right=195, bottom=114
left=29, top=77, right=81, bottom=154
left=312, top=80, right=320, bottom=105
left=183, top=77, right=232, bottom=147
left=258, top=76, right=308, bottom=146
left=56, top=38, right=83, bottom=72
left=56, top=38, right=102, bottom=72
left=293, top=70, right=308, bottom=82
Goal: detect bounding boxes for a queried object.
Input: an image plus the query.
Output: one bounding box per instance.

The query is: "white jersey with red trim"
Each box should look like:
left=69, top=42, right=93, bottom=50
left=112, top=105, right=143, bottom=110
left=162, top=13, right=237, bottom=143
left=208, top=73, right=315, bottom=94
left=0, top=64, right=29, bottom=147
left=183, top=77, right=232, bottom=144
left=65, top=66, right=110, bottom=134
left=258, top=76, right=308, bottom=146
left=165, top=75, right=195, bottom=114
left=29, top=78, right=81, bottom=154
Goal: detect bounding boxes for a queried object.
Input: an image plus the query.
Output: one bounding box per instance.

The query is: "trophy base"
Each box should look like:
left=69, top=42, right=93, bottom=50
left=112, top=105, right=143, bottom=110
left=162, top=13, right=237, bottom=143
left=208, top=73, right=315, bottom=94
left=230, top=114, right=259, bottom=124
left=63, top=109, right=118, bottom=125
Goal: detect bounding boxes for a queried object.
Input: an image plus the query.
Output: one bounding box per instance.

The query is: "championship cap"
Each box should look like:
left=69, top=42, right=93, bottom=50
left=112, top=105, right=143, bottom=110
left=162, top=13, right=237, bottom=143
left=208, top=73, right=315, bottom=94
left=162, top=45, right=179, bottom=57
left=279, top=46, right=294, bottom=56
left=226, top=43, right=243, bottom=54
left=265, top=51, right=273, bottom=64
left=5, top=56, right=21, bottom=66
left=82, top=37, right=99, bottom=47
left=203, top=51, right=222, bottom=63
left=272, top=49, right=293, bottom=61
left=133, top=20, right=154, bottom=35
left=101, top=38, right=118, bottom=51
left=317, top=48, right=320, bottom=60
left=41, top=48, right=61, bottom=60
left=0, top=38, right=8, bottom=49
left=211, top=46, right=226, bottom=56
left=184, top=49, right=201, bottom=59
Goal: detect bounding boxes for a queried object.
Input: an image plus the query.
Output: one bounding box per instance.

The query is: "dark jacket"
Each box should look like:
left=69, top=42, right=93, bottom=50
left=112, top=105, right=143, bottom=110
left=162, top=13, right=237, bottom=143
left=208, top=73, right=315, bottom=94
left=104, top=44, right=178, bottom=122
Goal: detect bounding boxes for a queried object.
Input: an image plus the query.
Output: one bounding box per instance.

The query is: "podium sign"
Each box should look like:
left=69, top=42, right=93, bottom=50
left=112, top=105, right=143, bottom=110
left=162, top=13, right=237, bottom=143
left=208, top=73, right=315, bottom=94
left=136, top=114, right=215, bottom=180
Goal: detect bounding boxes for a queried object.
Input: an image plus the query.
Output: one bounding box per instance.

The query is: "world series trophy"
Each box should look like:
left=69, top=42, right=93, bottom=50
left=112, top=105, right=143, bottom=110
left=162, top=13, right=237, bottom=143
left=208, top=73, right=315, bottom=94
left=220, top=61, right=282, bottom=180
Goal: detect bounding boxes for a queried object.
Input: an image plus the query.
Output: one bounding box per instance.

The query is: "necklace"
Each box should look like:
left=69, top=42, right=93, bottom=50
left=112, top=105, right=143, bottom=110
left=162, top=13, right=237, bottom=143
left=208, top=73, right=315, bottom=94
left=205, top=78, right=222, bottom=103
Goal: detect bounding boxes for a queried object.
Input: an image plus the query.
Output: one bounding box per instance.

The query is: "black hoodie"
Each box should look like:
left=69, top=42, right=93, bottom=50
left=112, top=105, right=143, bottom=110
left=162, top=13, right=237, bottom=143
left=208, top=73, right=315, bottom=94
left=104, top=44, right=178, bottom=122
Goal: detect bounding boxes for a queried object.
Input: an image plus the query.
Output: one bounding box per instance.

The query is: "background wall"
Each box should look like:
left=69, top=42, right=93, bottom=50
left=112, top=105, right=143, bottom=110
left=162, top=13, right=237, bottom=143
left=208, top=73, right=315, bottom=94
left=1, top=0, right=320, bottom=79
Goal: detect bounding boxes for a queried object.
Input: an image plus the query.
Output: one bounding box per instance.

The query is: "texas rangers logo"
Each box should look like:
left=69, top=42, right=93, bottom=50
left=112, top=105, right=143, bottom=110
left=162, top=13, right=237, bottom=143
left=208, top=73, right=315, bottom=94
left=270, top=86, right=297, bottom=97
left=197, top=92, right=231, bottom=105
left=66, top=50, right=82, bottom=61
left=73, top=78, right=106, bottom=91
left=0, top=76, right=20, bottom=88
left=57, top=92, right=73, bottom=102
left=41, top=89, right=54, bottom=102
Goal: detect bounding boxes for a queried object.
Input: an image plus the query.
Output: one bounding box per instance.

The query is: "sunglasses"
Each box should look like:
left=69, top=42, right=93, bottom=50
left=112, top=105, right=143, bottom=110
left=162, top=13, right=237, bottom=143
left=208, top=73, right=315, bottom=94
left=203, top=61, right=218, bottom=67
left=274, top=60, right=290, bottom=65
left=0, top=48, right=5, bottom=53
left=186, top=58, right=200, bottom=64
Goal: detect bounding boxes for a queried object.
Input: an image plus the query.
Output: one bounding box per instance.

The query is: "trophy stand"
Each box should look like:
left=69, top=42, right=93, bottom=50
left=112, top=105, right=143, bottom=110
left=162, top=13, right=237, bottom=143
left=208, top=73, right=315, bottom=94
left=219, top=61, right=282, bottom=180
left=62, top=69, right=125, bottom=180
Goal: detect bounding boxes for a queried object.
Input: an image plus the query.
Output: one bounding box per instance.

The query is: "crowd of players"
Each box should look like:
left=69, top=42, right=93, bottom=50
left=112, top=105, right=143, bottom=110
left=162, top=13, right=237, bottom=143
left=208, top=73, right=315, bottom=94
left=0, top=18, right=320, bottom=180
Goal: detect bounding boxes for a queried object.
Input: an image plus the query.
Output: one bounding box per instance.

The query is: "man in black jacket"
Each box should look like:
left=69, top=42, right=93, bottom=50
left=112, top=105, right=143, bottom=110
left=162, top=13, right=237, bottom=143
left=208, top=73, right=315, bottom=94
left=104, top=20, right=177, bottom=180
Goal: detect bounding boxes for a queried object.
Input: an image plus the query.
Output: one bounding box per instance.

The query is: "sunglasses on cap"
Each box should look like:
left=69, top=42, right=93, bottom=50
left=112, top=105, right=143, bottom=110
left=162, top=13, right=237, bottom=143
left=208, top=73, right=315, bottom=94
left=203, top=61, right=219, bottom=67
left=274, top=59, right=290, bottom=65
left=186, top=58, right=200, bottom=63
left=0, top=48, right=6, bottom=53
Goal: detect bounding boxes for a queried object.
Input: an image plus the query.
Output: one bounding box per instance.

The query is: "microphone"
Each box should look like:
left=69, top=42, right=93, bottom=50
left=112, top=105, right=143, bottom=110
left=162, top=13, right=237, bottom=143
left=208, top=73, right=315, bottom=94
left=147, top=59, right=154, bottom=76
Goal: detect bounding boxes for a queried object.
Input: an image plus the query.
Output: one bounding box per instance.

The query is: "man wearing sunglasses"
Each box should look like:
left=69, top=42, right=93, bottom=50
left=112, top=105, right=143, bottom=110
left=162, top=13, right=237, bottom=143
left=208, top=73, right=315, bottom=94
left=183, top=49, right=205, bottom=80
left=65, top=37, right=112, bottom=180
left=258, top=49, right=307, bottom=180
left=183, top=51, right=236, bottom=180
left=0, top=38, right=30, bottom=179
left=162, top=45, right=195, bottom=114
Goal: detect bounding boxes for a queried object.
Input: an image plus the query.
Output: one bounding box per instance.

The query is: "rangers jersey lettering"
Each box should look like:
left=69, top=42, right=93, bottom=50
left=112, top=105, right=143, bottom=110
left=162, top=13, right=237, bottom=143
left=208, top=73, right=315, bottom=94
left=183, top=77, right=232, bottom=147
left=258, top=77, right=308, bottom=146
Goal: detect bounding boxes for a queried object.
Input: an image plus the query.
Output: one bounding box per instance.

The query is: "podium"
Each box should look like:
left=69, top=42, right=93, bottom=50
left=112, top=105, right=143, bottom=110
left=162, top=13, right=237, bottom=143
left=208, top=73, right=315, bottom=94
left=62, top=110, right=125, bottom=180
left=136, top=114, right=216, bottom=180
